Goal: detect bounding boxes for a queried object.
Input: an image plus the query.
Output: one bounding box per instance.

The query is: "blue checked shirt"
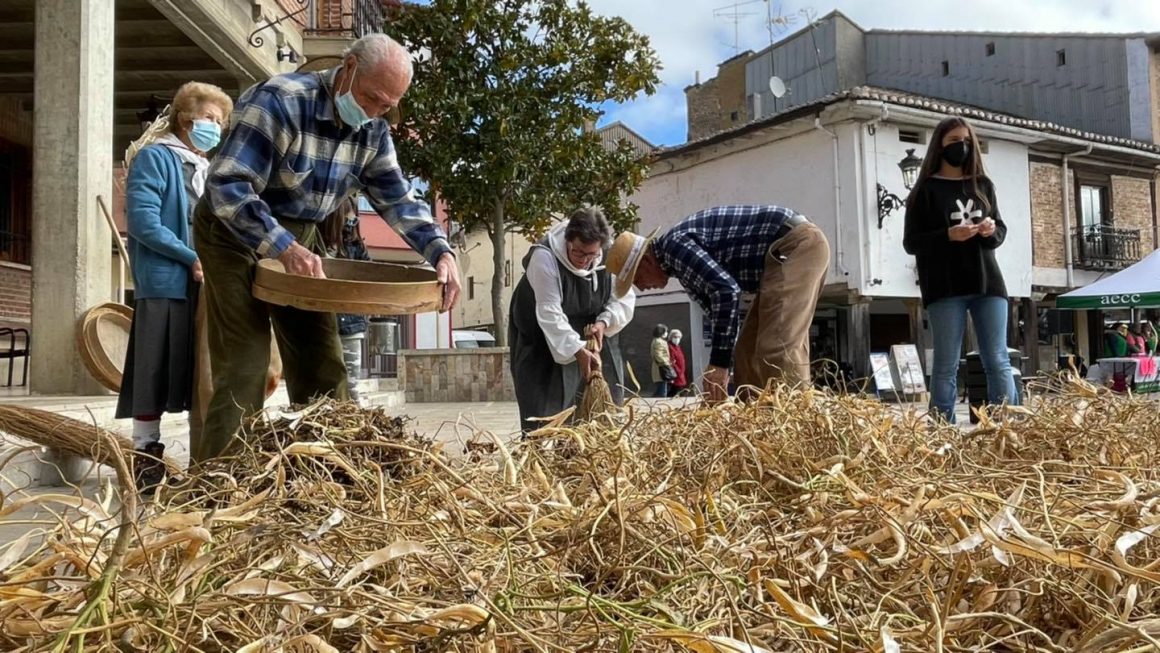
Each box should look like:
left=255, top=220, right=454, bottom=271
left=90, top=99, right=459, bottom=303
left=652, top=205, right=803, bottom=369
left=204, top=68, right=451, bottom=266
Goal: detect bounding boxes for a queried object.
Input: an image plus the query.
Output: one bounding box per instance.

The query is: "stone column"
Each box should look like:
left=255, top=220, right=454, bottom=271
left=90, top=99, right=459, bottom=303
left=31, top=0, right=114, bottom=395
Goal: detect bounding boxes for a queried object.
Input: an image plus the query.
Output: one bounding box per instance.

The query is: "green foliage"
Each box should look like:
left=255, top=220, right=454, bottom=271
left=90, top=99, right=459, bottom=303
left=388, top=0, right=661, bottom=238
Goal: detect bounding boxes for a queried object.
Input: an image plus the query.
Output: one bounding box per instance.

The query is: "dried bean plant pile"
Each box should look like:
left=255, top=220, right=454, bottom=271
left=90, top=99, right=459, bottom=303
left=4, top=377, right=1160, bottom=652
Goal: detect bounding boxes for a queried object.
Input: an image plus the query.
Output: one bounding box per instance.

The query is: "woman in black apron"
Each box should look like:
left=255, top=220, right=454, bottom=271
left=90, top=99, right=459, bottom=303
left=509, top=208, right=635, bottom=433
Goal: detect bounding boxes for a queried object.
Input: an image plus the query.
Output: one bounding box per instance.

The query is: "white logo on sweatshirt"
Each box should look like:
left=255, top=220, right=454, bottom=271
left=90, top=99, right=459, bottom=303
left=950, top=198, right=983, bottom=224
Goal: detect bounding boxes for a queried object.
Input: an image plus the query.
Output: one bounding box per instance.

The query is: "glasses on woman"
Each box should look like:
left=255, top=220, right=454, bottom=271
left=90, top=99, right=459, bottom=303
left=567, top=242, right=601, bottom=264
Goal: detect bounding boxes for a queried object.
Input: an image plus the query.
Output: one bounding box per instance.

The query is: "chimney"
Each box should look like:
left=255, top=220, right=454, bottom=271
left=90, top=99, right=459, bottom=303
left=694, top=70, right=701, bottom=86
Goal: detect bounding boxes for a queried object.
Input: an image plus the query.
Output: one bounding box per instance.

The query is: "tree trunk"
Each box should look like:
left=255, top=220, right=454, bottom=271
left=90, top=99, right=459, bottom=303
left=490, top=198, right=509, bottom=347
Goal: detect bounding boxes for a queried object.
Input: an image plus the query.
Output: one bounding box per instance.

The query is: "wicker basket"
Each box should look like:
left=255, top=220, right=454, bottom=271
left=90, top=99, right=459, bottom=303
left=76, top=302, right=133, bottom=392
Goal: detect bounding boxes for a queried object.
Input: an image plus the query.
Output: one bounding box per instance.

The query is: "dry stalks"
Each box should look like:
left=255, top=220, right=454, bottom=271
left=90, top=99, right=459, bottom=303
left=2, top=375, right=1160, bottom=651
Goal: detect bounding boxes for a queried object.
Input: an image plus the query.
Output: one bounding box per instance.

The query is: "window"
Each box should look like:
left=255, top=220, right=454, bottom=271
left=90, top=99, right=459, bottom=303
left=467, top=276, right=475, bottom=300
left=357, top=195, right=373, bottom=213
left=729, top=110, right=739, bottom=122
left=985, top=42, right=995, bottom=56
left=1078, top=184, right=1109, bottom=227
left=0, top=139, right=31, bottom=265
left=898, top=130, right=925, bottom=144
left=1056, top=49, right=1066, bottom=66
left=941, top=60, right=950, bottom=76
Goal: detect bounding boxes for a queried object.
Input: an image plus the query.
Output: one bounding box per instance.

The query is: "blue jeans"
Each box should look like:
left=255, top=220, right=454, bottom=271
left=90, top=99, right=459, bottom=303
left=654, top=381, right=670, bottom=398
left=927, top=295, right=1019, bottom=423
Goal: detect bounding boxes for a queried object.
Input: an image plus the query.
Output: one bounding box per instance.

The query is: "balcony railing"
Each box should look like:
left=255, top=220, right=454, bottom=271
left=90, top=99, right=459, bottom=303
left=1073, top=224, right=1141, bottom=271
left=306, top=0, right=386, bottom=39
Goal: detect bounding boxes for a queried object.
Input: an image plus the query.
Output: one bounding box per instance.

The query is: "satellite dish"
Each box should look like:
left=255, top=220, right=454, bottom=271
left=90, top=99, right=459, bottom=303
left=768, top=76, right=787, bottom=98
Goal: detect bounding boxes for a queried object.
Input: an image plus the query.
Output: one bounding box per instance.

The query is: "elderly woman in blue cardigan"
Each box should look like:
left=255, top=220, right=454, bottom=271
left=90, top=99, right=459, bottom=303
left=116, top=81, right=232, bottom=492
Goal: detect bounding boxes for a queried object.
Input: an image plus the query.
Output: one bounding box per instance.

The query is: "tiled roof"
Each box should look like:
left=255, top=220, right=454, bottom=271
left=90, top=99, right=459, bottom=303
left=657, top=85, right=1160, bottom=159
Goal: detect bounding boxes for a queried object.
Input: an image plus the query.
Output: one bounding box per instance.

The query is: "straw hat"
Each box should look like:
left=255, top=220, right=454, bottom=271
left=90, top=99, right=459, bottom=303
left=605, top=227, right=660, bottom=298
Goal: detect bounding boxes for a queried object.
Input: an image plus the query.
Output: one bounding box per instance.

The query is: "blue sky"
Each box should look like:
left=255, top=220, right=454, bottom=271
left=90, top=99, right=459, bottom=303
left=406, top=1, right=1160, bottom=147
left=587, top=0, right=1160, bottom=146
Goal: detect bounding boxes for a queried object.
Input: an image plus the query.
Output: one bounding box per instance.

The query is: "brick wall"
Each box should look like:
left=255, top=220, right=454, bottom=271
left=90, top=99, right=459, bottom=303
left=1030, top=161, right=1157, bottom=271
left=0, top=264, right=31, bottom=323
left=399, top=347, right=515, bottom=403
left=715, top=56, right=749, bottom=129
left=1112, top=174, right=1156, bottom=251
left=685, top=54, right=750, bottom=141
left=1028, top=161, right=1072, bottom=269
left=685, top=81, right=722, bottom=142
left=274, top=0, right=309, bottom=30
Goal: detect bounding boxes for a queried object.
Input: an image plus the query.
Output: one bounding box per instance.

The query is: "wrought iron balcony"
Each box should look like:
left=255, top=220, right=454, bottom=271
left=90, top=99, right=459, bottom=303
left=1072, top=224, right=1141, bottom=271
left=306, top=0, right=387, bottom=39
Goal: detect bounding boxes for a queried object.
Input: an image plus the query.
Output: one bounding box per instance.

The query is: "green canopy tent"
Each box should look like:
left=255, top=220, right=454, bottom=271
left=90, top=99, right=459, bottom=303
left=1057, top=249, right=1160, bottom=309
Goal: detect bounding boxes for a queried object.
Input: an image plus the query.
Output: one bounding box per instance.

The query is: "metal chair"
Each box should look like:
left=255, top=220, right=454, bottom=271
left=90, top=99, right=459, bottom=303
left=0, top=327, right=29, bottom=387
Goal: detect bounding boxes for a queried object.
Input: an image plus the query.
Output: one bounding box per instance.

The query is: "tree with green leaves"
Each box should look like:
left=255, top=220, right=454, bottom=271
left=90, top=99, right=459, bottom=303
left=388, top=0, right=660, bottom=346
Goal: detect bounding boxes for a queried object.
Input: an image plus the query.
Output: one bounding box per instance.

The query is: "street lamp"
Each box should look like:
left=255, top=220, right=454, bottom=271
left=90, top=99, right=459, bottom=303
left=877, top=148, right=925, bottom=229
left=898, top=148, right=923, bottom=190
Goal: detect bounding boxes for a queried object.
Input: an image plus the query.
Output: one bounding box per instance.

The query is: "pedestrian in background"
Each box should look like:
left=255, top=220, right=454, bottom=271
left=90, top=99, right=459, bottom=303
left=667, top=328, right=688, bottom=396
left=651, top=324, right=674, bottom=397
left=1126, top=323, right=1147, bottom=356
left=903, top=116, right=1018, bottom=423
left=117, top=81, right=232, bottom=491
left=1141, top=320, right=1158, bottom=355
left=322, top=196, right=372, bottom=404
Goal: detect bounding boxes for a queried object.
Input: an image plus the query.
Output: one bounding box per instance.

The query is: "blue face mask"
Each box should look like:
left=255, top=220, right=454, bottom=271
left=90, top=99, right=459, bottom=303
left=336, top=64, right=372, bottom=130
left=189, top=120, right=221, bottom=152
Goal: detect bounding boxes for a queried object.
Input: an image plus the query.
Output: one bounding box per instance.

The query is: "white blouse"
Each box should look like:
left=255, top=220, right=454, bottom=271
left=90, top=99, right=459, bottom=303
left=525, top=223, right=636, bottom=365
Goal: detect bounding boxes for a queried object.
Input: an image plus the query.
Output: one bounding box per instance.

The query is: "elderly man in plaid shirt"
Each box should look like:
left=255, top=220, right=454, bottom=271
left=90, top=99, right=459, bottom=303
left=192, top=33, right=461, bottom=460
left=607, top=206, right=830, bottom=402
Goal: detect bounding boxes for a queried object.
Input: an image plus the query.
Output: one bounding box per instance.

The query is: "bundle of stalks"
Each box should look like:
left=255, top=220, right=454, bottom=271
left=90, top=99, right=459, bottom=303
left=575, top=336, right=617, bottom=426
left=0, top=405, right=182, bottom=474
left=5, top=376, right=1160, bottom=651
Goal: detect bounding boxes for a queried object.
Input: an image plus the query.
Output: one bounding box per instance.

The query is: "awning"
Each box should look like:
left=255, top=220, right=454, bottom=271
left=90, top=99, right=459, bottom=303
left=1057, top=249, right=1160, bottom=309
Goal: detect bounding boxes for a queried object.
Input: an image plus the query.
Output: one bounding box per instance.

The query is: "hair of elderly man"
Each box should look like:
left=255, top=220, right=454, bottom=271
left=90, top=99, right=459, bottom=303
left=564, top=206, right=612, bottom=248
left=342, top=33, right=413, bottom=79
left=167, top=81, right=233, bottom=132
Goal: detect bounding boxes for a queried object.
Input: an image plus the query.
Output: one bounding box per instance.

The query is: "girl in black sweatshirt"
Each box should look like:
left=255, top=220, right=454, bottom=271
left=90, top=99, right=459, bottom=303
left=903, top=116, right=1019, bottom=423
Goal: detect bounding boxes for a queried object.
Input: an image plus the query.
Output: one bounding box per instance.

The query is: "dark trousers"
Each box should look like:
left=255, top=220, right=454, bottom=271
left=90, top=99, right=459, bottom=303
left=192, top=203, right=348, bottom=462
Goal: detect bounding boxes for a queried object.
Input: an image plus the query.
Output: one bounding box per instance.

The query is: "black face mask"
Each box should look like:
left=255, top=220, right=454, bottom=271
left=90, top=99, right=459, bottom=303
left=942, top=141, right=971, bottom=168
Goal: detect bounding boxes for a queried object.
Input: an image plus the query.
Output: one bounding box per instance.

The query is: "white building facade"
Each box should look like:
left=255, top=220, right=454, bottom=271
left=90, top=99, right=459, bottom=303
left=623, top=88, right=1160, bottom=388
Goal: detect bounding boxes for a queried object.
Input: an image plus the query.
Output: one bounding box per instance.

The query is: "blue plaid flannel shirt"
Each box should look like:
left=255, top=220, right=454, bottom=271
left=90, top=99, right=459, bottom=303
left=652, top=205, right=803, bottom=369
left=203, top=68, right=450, bottom=266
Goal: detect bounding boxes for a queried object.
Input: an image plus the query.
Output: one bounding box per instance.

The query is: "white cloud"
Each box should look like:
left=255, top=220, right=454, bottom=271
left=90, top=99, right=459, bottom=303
left=585, top=0, right=1160, bottom=145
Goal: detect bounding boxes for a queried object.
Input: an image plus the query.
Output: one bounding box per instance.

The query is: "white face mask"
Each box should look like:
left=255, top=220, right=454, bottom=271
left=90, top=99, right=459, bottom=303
left=672, top=337, right=681, bottom=345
